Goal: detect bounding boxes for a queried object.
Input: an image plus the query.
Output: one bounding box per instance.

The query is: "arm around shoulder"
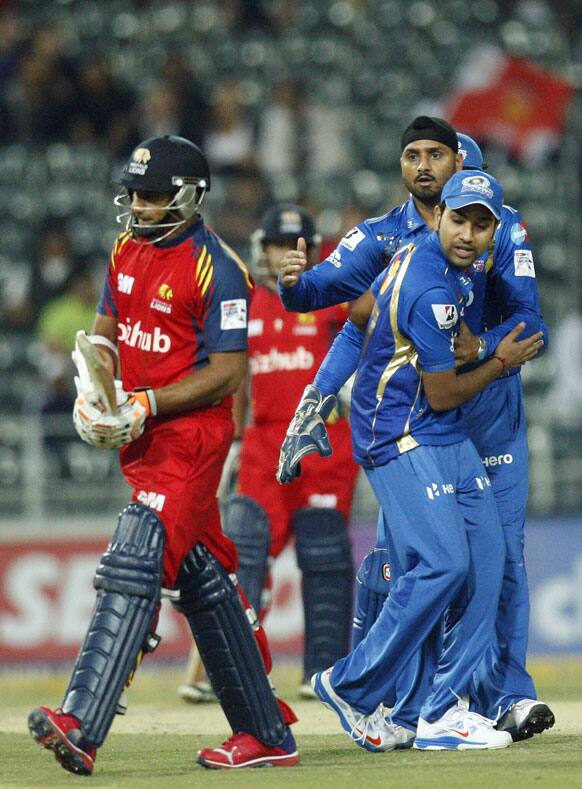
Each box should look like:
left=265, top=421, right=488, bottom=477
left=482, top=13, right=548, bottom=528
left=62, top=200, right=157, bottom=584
left=423, top=322, right=544, bottom=411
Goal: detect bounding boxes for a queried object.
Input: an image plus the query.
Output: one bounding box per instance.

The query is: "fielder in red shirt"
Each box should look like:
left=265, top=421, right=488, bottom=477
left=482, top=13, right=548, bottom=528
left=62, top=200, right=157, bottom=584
left=27, top=135, right=298, bottom=775
left=222, top=206, right=359, bottom=698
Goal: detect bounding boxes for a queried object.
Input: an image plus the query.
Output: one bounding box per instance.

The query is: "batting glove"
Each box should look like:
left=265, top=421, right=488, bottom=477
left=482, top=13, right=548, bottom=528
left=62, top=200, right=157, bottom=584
left=276, top=384, right=336, bottom=484
left=73, top=378, right=125, bottom=444
left=73, top=385, right=153, bottom=449
left=85, top=390, right=153, bottom=449
left=73, top=392, right=107, bottom=445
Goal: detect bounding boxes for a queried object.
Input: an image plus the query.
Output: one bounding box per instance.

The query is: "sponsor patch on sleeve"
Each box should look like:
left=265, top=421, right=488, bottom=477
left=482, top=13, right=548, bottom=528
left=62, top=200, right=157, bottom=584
left=220, top=299, right=247, bottom=330
left=510, top=221, right=528, bottom=245
left=431, top=303, right=458, bottom=330
left=513, top=250, right=535, bottom=277
left=339, top=227, right=365, bottom=251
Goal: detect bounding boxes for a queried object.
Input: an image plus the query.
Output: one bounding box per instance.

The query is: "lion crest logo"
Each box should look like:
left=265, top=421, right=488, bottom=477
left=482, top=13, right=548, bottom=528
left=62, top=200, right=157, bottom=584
left=133, top=148, right=151, bottom=165
left=158, top=284, right=173, bottom=300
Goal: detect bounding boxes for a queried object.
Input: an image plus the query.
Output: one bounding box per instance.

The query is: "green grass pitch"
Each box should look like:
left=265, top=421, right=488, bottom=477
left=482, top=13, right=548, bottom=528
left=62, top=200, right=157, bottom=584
left=1, top=659, right=581, bottom=788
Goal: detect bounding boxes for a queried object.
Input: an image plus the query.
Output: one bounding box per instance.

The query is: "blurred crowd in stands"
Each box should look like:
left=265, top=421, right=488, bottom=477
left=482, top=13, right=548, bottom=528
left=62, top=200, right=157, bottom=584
left=0, top=0, right=580, bottom=512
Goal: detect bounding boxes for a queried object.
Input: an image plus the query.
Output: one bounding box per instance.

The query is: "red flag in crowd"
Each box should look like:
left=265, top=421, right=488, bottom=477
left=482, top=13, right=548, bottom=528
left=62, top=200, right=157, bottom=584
left=447, top=55, right=575, bottom=161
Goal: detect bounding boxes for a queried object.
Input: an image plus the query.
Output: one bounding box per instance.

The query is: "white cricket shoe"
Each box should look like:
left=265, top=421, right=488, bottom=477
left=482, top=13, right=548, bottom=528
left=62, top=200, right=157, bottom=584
left=381, top=705, right=416, bottom=749
left=177, top=681, right=218, bottom=704
left=414, top=705, right=513, bottom=750
left=497, top=699, right=555, bottom=741
left=311, top=669, right=409, bottom=752
left=298, top=681, right=318, bottom=699
left=385, top=721, right=416, bottom=749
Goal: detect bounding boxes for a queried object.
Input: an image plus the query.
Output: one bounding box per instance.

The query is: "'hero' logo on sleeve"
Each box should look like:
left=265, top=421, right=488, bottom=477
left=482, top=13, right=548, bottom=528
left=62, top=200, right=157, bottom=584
left=431, top=303, right=458, bottom=330
left=482, top=453, right=513, bottom=467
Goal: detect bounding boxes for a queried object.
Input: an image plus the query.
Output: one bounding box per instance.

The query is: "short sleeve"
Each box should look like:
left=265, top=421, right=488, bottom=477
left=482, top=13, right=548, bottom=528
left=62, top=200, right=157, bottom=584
left=405, top=287, right=458, bottom=372
left=97, top=259, right=118, bottom=318
left=203, top=256, right=253, bottom=353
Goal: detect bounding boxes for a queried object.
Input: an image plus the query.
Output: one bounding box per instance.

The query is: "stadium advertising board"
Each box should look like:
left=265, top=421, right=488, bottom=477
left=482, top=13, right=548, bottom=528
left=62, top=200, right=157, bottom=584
left=0, top=518, right=580, bottom=663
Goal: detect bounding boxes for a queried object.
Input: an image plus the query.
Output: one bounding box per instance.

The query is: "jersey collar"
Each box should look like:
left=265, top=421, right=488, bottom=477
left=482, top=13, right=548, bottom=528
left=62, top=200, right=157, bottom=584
left=403, top=198, right=428, bottom=233
left=155, top=214, right=205, bottom=248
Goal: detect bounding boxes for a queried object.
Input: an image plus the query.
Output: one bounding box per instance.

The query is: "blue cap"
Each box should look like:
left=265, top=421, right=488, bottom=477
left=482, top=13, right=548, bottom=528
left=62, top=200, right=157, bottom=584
left=441, top=170, right=503, bottom=220
left=457, top=133, right=486, bottom=170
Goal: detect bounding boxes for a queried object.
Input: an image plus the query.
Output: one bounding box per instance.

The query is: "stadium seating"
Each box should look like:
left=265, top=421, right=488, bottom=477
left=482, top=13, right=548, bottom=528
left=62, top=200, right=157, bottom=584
left=0, top=0, right=579, bottom=519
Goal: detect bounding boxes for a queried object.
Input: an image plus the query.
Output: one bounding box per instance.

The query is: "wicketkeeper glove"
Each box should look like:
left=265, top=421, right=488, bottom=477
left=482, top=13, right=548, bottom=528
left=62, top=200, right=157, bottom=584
left=276, top=384, right=337, bottom=484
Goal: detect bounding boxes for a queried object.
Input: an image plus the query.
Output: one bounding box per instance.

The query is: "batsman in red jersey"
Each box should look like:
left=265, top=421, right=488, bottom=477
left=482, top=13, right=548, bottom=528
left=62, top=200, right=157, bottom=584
left=27, top=135, right=298, bottom=775
left=223, top=206, right=358, bottom=698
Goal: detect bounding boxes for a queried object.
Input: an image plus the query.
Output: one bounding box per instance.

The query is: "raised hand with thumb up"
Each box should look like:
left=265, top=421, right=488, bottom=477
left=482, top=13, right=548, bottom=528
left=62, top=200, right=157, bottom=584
left=279, top=237, right=308, bottom=288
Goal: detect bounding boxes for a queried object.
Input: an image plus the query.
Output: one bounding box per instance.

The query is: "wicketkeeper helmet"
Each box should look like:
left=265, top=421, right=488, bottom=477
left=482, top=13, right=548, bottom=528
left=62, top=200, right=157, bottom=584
left=259, top=204, right=319, bottom=247
left=251, top=204, right=321, bottom=280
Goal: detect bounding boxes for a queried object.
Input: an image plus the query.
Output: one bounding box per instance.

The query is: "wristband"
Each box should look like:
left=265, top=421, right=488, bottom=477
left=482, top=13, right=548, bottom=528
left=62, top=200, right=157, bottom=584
left=132, top=387, right=157, bottom=416
left=477, top=336, right=487, bottom=361
left=491, top=355, right=506, bottom=374
left=87, top=334, right=119, bottom=359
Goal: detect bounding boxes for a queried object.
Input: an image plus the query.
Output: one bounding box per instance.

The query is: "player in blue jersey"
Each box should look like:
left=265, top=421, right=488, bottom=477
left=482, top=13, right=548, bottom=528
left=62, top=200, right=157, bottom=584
left=278, top=117, right=553, bottom=741
left=278, top=171, right=544, bottom=751
left=279, top=116, right=463, bottom=306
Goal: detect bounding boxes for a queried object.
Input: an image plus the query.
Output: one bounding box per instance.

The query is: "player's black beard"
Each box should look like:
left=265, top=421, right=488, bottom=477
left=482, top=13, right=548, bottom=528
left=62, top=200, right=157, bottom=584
left=133, top=223, right=160, bottom=238
left=132, top=211, right=183, bottom=240
left=408, top=184, right=441, bottom=207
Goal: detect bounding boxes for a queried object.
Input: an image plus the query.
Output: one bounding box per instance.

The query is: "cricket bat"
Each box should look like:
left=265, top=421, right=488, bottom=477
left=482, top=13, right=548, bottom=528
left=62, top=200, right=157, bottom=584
left=75, top=331, right=119, bottom=416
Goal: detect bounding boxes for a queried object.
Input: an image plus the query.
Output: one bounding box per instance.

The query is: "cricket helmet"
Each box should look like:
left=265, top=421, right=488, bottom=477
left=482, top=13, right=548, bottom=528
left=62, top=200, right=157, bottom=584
left=251, top=204, right=321, bottom=281
left=114, top=135, right=210, bottom=242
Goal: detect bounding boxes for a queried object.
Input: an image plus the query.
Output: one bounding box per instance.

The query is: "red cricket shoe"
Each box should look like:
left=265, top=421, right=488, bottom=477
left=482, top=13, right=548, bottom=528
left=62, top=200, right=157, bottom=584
left=197, top=728, right=299, bottom=769
left=27, top=706, right=96, bottom=776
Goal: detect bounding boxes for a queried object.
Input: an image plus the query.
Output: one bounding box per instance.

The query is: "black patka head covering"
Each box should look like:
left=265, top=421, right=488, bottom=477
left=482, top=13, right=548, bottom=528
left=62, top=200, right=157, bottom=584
left=401, top=116, right=458, bottom=155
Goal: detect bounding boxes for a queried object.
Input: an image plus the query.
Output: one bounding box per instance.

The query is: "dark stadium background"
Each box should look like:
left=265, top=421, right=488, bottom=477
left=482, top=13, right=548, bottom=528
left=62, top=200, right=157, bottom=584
left=0, top=0, right=580, bottom=665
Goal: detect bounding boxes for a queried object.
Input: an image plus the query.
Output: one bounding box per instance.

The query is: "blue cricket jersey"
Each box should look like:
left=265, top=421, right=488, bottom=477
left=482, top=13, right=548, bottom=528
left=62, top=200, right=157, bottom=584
left=279, top=198, right=427, bottom=310
left=279, top=197, right=547, bottom=355
left=463, top=206, right=547, bottom=361
left=350, top=233, right=473, bottom=468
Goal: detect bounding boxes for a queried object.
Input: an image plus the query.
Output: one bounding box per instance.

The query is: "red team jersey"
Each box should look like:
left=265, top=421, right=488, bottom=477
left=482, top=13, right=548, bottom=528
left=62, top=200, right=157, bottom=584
left=99, top=221, right=253, bottom=395
left=97, top=218, right=254, bottom=584
left=238, top=284, right=360, bottom=557
left=247, top=286, right=348, bottom=425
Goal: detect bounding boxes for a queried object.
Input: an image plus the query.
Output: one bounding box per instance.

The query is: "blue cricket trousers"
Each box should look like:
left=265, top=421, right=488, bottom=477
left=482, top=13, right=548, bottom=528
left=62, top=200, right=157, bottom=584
left=332, top=439, right=505, bottom=723
left=464, top=373, right=536, bottom=716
